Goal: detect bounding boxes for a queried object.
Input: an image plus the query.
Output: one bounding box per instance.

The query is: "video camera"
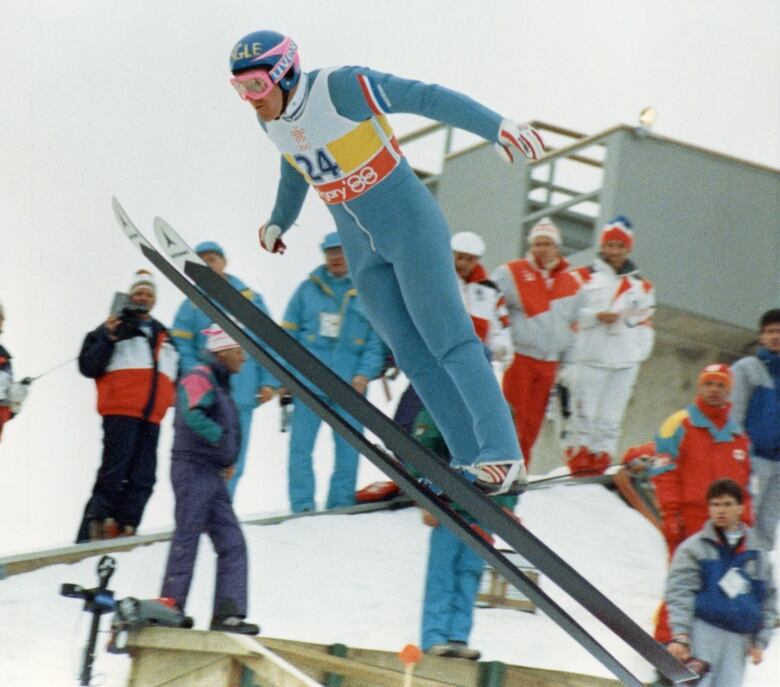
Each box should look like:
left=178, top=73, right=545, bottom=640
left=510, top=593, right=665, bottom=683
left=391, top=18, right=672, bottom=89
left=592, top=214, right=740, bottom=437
left=110, top=292, right=150, bottom=340
left=61, top=555, right=193, bottom=685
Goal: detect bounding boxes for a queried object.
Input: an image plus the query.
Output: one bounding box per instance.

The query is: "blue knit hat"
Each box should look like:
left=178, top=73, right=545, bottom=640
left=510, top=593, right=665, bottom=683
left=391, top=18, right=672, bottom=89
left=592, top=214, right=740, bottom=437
left=195, top=240, right=225, bottom=257
left=320, top=232, right=342, bottom=251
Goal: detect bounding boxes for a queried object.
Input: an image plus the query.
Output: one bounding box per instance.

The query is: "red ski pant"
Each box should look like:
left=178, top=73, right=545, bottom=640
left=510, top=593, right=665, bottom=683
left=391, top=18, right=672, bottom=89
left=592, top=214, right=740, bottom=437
left=502, top=354, right=558, bottom=468
left=654, top=506, right=709, bottom=644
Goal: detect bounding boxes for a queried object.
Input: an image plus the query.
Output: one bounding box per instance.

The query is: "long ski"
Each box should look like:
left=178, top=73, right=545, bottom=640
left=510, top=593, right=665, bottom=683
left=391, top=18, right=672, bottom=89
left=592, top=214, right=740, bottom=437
left=112, top=198, right=693, bottom=686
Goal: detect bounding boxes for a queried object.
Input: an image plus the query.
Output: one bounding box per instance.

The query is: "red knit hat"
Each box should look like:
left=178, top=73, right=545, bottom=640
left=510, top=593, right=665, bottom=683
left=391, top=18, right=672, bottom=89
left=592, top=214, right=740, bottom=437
left=698, top=363, right=733, bottom=390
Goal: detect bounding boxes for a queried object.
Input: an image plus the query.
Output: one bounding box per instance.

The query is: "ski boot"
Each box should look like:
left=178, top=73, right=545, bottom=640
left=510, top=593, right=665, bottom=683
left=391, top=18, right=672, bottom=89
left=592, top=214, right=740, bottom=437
left=458, top=460, right=528, bottom=495
left=210, top=616, right=260, bottom=635
left=426, top=641, right=481, bottom=660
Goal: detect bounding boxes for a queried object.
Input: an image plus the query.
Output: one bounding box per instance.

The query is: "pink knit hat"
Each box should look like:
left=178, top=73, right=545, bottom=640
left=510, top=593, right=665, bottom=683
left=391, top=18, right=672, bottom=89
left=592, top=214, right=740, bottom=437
left=203, top=325, right=240, bottom=352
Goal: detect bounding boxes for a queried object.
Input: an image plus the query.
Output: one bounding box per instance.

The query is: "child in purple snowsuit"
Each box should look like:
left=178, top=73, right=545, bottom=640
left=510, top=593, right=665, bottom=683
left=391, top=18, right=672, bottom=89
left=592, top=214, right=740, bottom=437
left=160, top=326, right=259, bottom=634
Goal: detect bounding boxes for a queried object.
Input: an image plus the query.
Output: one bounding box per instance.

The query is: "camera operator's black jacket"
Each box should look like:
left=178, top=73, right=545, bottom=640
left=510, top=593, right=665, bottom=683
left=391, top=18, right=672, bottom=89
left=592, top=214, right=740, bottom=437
left=79, top=319, right=179, bottom=424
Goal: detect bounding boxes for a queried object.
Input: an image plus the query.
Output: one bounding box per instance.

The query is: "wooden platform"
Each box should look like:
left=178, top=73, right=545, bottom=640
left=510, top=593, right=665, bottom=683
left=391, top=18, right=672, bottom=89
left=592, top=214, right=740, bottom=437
left=127, top=627, right=622, bottom=687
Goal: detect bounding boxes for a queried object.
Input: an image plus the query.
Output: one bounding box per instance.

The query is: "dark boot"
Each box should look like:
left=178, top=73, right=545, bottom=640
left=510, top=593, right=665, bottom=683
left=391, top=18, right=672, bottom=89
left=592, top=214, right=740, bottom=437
left=210, top=616, right=260, bottom=635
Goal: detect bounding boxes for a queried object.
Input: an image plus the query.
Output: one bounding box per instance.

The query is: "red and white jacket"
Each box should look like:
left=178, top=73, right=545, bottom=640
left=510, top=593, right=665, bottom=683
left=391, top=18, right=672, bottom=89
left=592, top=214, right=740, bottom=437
left=457, top=263, right=512, bottom=361
left=78, top=320, right=179, bottom=425
left=572, top=256, right=655, bottom=368
left=491, top=255, right=583, bottom=362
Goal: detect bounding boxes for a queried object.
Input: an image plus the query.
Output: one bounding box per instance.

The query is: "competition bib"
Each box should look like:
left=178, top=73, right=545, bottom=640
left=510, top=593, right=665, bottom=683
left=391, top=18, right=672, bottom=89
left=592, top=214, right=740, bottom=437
left=319, top=312, right=342, bottom=338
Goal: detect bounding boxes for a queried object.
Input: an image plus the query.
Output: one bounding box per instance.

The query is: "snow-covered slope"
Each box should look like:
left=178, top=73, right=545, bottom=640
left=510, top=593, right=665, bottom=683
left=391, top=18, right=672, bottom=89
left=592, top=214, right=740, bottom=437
left=1, top=483, right=777, bottom=686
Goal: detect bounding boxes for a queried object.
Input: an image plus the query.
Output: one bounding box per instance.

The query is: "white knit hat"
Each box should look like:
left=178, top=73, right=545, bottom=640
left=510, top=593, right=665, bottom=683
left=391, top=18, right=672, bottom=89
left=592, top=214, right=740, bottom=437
left=527, top=219, right=561, bottom=246
left=450, top=231, right=486, bottom=257
left=203, top=324, right=240, bottom=352
left=129, top=269, right=156, bottom=295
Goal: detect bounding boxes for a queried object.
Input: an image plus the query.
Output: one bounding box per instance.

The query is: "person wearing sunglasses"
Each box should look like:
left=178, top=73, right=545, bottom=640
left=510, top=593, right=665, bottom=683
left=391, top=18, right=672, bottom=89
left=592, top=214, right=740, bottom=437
left=228, top=30, right=544, bottom=495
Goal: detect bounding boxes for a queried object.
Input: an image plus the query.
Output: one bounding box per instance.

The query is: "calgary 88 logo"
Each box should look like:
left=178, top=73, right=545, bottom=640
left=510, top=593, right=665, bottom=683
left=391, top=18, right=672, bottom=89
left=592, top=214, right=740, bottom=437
left=293, top=148, right=342, bottom=183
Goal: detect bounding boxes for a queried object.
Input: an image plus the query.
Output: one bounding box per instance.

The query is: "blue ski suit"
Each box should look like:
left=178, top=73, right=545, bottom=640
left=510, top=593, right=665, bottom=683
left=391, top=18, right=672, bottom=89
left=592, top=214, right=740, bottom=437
left=413, top=407, right=516, bottom=650
left=259, top=66, right=522, bottom=468
left=282, top=264, right=385, bottom=512
left=171, top=275, right=277, bottom=496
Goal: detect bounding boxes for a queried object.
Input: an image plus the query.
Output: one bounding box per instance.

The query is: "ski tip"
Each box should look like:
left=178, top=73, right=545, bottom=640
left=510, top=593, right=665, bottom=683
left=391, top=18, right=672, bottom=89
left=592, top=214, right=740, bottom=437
left=153, top=217, right=207, bottom=267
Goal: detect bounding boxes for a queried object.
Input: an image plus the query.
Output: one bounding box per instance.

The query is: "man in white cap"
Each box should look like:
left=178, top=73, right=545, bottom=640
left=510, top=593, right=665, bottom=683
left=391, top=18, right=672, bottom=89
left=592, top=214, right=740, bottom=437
left=160, top=324, right=259, bottom=635
left=0, top=300, right=30, bottom=441
left=491, top=219, right=584, bottom=469
left=565, top=215, right=655, bottom=475
left=76, top=270, right=179, bottom=541
left=451, top=231, right=513, bottom=366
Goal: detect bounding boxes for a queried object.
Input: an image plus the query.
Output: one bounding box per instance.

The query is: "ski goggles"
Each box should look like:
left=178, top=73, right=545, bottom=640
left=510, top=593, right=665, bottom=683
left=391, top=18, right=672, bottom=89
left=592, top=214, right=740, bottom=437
left=230, top=68, right=277, bottom=101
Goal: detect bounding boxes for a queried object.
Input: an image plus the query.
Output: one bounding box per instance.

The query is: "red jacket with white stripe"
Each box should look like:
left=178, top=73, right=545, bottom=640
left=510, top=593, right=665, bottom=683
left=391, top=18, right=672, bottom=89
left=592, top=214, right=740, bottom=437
left=78, top=320, right=178, bottom=424
left=458, top=264, right=512, bottom=358
left=491, top=255, right=583, bottom=361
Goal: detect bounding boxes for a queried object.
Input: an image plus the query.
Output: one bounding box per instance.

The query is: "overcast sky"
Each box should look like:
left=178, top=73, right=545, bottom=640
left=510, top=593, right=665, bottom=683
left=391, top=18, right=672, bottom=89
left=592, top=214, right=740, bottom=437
left=0, top=0, right=778, bottom=554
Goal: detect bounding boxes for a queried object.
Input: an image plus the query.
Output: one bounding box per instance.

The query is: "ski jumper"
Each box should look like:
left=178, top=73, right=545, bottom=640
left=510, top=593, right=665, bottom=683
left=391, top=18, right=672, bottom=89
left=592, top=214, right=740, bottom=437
left=492, top=255, right=583, bottom=466
left=281, top=264, right=385, bottom=512
left=731, top=347, right=780, bottom=549
left=394, top=261, right=511, bottom=439
left=261, top=66, right=522, bottom=468
left=161, top=357, right=249, bottom=619
left=567, top=256, right=655, bottom=458
left=171, top=276, right=277, bottom=497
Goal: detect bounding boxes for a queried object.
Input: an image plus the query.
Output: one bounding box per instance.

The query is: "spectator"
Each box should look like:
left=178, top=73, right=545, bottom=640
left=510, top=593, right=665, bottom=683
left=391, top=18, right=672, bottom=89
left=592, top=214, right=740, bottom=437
left=491, top=219, right=583, bottom=468
left=394, top=230, right=512, bottom=434
left=662, top=479, right=776, bottom=687
left=160, top=325, right=259, bottom=635
left=76, top=270, right=179, bottom=542
left=233, top=30, right=544, bottom=494
left=280, top=232, right=386, bottom=512
left=731, top=309, right=780, bottom=549
left=565, top=216, right=655, bottom=475
left=651, top=363, right=753, bottom=645
left=171, top=241, right=277, bottom=498
left=413, top=405, right=515, bottom=660
left=0, top=300, right=30, bottom=442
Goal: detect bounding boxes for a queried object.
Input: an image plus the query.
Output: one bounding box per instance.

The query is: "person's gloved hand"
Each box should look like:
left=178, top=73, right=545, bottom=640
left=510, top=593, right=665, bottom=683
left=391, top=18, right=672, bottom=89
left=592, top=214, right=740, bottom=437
left=8, top=380, right=30, bottom=413
left=258, top=223, right=286, bottom=254
left=495, top=119, right=545, bottom=163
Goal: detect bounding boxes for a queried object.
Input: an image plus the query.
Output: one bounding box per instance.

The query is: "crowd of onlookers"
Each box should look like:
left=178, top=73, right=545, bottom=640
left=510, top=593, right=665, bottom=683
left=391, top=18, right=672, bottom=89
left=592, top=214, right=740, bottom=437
left=0, top=215, right=776, bottom=683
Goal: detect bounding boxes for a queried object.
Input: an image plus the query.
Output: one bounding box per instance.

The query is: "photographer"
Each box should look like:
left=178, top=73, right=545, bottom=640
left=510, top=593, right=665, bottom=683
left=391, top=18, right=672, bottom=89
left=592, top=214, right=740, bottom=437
left=76, top=270, right=179, bottom=542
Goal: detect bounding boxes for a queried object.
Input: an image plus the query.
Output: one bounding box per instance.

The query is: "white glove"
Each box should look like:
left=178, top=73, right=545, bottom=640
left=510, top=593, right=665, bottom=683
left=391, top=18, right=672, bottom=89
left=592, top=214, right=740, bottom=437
left=0, top=371, right=10, bottom=402
left=491, top=344, right=515, bottom=369
left=495, top=119, right=545, bottom=163
left=7, top=381, right=28, bottom=414
left=258, top=223, right=286, bottom=254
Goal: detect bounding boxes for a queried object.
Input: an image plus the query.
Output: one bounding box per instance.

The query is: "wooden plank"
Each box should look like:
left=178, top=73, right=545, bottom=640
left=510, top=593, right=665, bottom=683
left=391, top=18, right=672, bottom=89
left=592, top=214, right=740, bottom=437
left=237, top=656, right=324, bottom=687
left=128, top=650, right=231, bottom=687
left=265, top=644, right=458, bottom=687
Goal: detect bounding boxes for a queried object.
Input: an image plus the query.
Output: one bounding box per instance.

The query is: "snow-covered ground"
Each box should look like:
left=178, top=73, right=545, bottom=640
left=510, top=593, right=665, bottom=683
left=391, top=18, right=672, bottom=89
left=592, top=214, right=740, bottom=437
left=1, top=482, right=777, bottom=686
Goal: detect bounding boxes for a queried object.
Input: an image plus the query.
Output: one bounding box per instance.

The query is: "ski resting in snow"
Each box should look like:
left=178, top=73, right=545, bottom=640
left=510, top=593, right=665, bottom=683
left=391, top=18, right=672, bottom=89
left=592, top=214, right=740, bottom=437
left=111, top=197, right=696, bottom=686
